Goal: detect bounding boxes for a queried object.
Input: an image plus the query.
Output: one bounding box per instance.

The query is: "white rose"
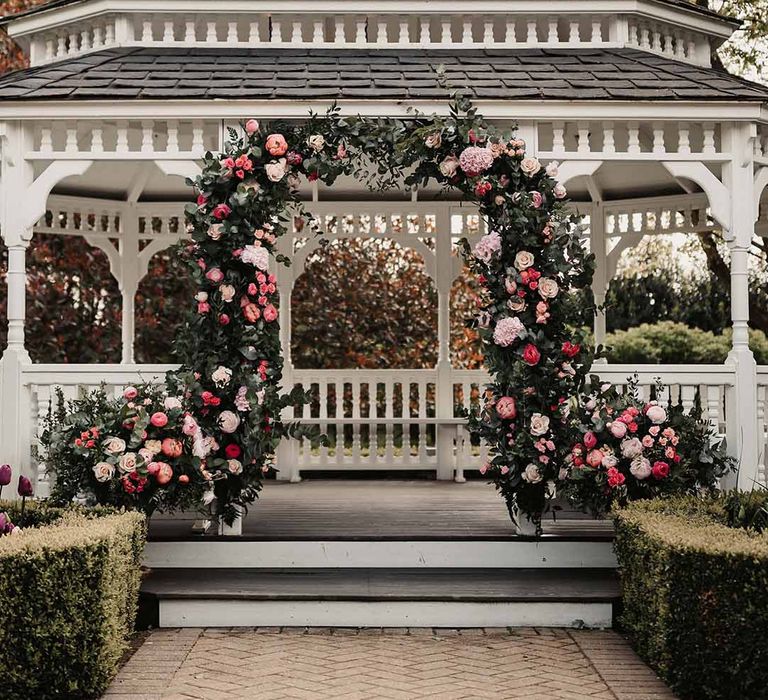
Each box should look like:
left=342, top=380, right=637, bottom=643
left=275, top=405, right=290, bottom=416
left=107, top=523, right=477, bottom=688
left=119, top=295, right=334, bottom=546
left=118, top=452, right=138, bottom=473
left=514, top=250, right=535, bottom=270
left=602, top=454, right=619, bottom=469
left=538, top=278, right=559, bottom=299
left=545, top=161, right=559, bottom=178
left=218, top=410, right=241, bottom=434
left=208, top=224, right=224, bottom=240
left=164, top=396, right=183, bottom=411
left=438, top=155, right=460, bottom=178
left=553, top=182, right=567, bottom=199
left=522, top=463, right=543, bottom=483
left=144, top=439, right=162, bottom=455
left=241, top=245, right=270, bottom=271
left=621, top=437, right=644, bottom=459
left=103, top=437, right=126, bottom=455
left=630, top=456, right=652, bottom=480
left=219, top=284, right=236, bottom=303
left=530, top=413, right=550, bottom=437
left=93, top=462, right=115, bottom=482
left=227, top=459, right=243, bottom=475
left=212, top=366, right=232, bottom=387
left=425, top=132, right=442, bottom=148
left=645, top=404, right=667, bottom=424
left=520, top=157, right=541, bottom=176
left=194, top=291, right=208, bottom=303
left=307, top=134, right=325, bottom=152
left=508, top=298, right=526, bottom=312
left=265, top=158, right=287, bottom=182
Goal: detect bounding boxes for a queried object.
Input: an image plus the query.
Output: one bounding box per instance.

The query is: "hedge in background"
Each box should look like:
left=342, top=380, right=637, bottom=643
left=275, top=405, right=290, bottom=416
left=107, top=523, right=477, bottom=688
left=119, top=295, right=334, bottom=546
left=0, top=510, right=146, bottom=700
left=614, top=497, right=768, bottom=700
left=604, top=321, right=768, bottom=365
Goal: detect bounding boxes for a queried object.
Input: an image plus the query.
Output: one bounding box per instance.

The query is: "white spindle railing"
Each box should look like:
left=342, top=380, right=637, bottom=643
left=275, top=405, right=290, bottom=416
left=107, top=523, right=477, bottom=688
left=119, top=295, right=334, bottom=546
left=21, top=362, right=756, bottom=494
left=758, top=368, right=768, bottom=486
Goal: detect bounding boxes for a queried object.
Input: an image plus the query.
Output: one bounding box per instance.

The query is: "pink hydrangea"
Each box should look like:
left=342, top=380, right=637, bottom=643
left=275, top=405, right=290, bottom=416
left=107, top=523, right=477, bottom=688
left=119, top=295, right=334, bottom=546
left=459, top=146, right=494, bottom=177
left=493, top=317, right=526, bottom=347
left=474, top=231, right=502, bottom=264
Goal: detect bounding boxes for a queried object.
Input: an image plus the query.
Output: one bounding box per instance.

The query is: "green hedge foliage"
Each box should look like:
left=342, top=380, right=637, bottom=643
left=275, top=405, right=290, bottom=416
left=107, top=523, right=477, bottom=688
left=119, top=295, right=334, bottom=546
left=604, top=321, right=768, bottom=365
left=0, top=509, right=146, bottom=700
left=614, top=497, right=768, bottom=700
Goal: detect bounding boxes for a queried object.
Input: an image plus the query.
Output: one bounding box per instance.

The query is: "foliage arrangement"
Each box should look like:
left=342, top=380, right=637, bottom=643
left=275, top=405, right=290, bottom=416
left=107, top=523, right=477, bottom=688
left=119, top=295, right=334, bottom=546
left=41, top=385, right=201, bottom=515
left=0, top=509, right=146, bottom=700
left=614, top=496, right=768, bottom=700
left=563, top=377, right=734, bottom=517
left=394, top=101, right=595, bottom=527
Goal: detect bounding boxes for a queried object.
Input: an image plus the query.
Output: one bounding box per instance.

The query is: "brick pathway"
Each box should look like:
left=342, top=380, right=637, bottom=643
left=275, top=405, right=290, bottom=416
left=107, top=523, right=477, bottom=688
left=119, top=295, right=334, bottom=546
left=104, top=627, right=675, bottom=700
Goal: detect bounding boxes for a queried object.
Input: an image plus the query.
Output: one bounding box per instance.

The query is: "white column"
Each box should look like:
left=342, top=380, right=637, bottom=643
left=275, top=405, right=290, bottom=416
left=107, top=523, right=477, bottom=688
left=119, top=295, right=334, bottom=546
left=119, top=209, right=140, bottom=364
left=0, top=122, right=34, bottom=496
left=723, top=123, right=759, bottom=490
left=274, top=235, right=299, bottom=482
left=590, top=203, right=608, bottom=360
left=434, top=206, right=456, bottom=480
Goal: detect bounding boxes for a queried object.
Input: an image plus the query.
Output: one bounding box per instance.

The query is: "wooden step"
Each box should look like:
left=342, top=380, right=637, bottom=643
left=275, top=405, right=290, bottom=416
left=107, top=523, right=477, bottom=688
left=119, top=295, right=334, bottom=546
left=141, top=568, right=619, bottom=629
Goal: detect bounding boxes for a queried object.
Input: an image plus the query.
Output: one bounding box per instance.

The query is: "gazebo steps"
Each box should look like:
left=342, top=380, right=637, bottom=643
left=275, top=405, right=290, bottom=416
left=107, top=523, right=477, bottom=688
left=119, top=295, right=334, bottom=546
left=140, top=567, right=619, bottom=629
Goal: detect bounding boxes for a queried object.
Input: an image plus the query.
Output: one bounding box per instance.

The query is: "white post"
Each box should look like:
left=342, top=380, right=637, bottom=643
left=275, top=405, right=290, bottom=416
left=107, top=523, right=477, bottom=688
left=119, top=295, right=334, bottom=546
left=590, top=202, right=608, bottom=360
left=435, top=206, right=455, bottom=480
left=723, top=123, right=759, bottom=490
left=119, top=209, right=140, bottom=364
left=274, top=235, right=299, bottom=482
left=0, top=122, right=34, bottom=496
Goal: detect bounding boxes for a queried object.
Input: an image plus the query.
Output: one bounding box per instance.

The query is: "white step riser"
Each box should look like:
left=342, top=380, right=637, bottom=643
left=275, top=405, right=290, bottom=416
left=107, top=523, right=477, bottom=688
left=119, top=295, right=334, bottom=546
left=144, top=540, right=616, bottom=569
left=159, top=600, right=613, bottom=629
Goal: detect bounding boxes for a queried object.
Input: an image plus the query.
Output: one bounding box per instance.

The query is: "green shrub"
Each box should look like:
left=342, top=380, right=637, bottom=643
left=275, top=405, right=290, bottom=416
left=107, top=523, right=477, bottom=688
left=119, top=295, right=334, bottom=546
left=614, top=497, right=768, bottom=700
left=604, top=321, right=768, bottom=364
left=0, top=510, right=146, bottom=700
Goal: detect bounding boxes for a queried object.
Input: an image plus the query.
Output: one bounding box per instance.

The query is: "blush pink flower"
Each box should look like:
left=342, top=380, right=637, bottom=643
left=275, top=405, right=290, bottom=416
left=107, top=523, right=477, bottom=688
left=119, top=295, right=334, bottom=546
left=474, top=231, right=502, bottom=264
left=265, top=133, right=288, bottom=156
left=212, top=203, right=231, bottom=220
left=493, top=317, right=525, bottom=347
left=496, top=397, right=517, bottom=420
left=263, top=304, right=278, bottom=322
left=459, top=146, right=494, bottom=177
left=205, top=268, right=224, bottom=284
left=150, top=412, right=168, bottom=428
left=530, top=191, right=544, bottom=209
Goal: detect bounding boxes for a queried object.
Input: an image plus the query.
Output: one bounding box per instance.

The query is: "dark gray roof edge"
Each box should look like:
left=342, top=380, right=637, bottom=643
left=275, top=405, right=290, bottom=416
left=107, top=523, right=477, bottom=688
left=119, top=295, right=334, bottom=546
left=0, top=0, right=741, bottom=27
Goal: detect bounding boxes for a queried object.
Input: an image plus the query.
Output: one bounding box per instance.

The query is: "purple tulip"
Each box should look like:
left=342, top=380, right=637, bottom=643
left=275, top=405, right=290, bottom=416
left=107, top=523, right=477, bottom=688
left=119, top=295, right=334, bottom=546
left=0, top=512, right=7, bottom=532
left=17, top=475, right=33, bottom=498
left=0, top=464, right=11, bottom=487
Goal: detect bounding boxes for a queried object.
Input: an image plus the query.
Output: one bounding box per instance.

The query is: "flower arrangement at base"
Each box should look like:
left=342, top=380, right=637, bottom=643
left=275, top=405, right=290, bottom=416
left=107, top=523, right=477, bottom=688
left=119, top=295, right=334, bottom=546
left=562, top=376, right=734, bottom=517
left=41, top=385, right=202, bottom=516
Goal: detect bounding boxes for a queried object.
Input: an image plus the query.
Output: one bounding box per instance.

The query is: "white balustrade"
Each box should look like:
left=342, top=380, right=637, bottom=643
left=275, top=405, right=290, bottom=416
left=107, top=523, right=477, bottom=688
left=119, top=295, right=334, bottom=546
left=758, top=369, right=768, bottom=486
left=538, top=120, right=725, bottom=160
left=22, top=9, right=713, bottom=68
left=21, top=362, right=755, bottom=493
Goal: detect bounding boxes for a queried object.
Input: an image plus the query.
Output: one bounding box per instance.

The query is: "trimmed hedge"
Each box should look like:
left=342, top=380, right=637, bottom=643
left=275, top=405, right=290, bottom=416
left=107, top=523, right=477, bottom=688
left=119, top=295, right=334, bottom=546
left=604, top=321, right=768, bottom=365
left=614, top=497, right=768, bottom=700
left=0, top=509, right=146, bottom=700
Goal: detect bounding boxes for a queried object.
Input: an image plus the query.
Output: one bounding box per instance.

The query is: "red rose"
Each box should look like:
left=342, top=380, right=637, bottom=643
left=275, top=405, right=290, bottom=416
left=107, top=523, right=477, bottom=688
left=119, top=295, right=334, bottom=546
left=197, top=194, right=208, bottom=207
left=212, top=203, right=232, bottom=220
left=225, top=444, right=241, bottom=459
left=562, top=341, right=581, bottom=358
left=522, top=343, right=541, bottom=366
left=652, top=461, right=670, bottom=479
left=607, top=467, right=625, bottom=488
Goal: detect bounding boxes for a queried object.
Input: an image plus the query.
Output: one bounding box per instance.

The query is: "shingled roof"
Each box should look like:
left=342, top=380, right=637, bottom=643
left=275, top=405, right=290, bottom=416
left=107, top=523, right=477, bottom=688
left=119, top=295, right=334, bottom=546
left=0, top=47, right=766, bottom=102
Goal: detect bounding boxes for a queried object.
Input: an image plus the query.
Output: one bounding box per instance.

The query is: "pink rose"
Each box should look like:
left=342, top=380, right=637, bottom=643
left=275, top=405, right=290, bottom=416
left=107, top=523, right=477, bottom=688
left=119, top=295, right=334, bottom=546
left=530, top=191, right=543, bottom=209
left=553, top=183, right=567, bottom=199
left=607, top=467, right=625, bottom=488
left=645, top=404, right=667, bottom=424
left=587, top=449, right=604, bottom=468
left=243, top=303, right=261, bottom=323
left=161, top=438, right=183, bottom=458
left=263, top=304, right=278, bottom=322
left=652, top=461, right=670, bottom=479
left=609, top=421, right=627, bottom=439
left=245, top=119, right=259, bottom=135
left=205, top=268, right=224, bottom=284
left=584, top=431, right=597, bottom=449
left=212, top=203, right=231, bottom=220
left=146, top=461, right=161, bottom=476
left=642, top=435, right=654, bottom=448
left=265, top=133, right=288, bottom=156
left=496, top=397, right=517, bottom=420
left=123, top=386, right=138, bottom=400
left=155, top=462, right=173, bottom=485
left=150, top=412, right=168, bottom=428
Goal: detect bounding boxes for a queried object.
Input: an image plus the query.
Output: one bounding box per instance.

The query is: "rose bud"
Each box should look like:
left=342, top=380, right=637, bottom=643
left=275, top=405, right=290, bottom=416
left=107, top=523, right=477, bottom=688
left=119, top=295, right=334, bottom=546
left=17, top=475, right=33, bottom=497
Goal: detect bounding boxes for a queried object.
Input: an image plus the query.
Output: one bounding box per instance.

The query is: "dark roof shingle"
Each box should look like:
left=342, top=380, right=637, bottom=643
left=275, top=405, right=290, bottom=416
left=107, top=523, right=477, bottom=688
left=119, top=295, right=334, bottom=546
left=0, top=47, right=766, bottom=102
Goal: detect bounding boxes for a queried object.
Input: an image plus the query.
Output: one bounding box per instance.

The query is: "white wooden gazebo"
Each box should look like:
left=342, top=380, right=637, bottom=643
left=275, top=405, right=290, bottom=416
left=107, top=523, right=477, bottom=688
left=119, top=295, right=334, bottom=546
left=1, top=0, right=767, bottom=495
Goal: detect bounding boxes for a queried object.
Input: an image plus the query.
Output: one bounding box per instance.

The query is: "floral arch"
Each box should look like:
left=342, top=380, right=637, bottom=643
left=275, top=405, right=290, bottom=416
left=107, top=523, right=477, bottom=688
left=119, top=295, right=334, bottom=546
left=162, top=99, right=594, bottom=528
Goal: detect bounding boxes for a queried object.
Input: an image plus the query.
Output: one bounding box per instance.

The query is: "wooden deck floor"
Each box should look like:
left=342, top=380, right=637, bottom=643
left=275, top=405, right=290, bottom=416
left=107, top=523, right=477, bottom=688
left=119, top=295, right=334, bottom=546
left=149, top=480, right=612, bottom=541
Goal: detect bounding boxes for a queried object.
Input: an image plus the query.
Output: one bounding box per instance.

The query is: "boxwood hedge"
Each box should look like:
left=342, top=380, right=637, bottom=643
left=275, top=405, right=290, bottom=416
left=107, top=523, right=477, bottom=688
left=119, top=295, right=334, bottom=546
left=614, top=497, right=768, bottom=700
left=0, top=507, right=146, bottom=700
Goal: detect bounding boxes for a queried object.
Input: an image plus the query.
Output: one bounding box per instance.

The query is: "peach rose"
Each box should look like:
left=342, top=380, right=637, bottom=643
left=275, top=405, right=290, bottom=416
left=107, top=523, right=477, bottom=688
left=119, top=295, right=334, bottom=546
left=161, top=438, right=183, bottom=458
left=155, top=462, right=173, bottom=485
left=265, top=133, right=288, bottom=156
